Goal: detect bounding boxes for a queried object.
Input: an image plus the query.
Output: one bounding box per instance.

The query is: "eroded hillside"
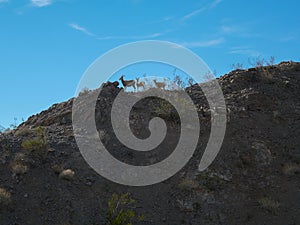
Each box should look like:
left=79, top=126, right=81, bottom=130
left=0, top=61, right=299, bottom=225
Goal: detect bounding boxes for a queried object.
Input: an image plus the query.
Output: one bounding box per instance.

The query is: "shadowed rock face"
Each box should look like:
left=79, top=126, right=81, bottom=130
left=0, top=61, right=300, bottom=225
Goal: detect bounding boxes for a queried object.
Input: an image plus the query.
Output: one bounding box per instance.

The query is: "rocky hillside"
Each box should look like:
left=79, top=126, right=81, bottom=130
left=0, top=61, right=299, bottom=225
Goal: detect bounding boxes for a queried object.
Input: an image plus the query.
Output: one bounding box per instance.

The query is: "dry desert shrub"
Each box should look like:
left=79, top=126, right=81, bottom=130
left=10, top=161, right=28, bottom=176
left=259, top=197, right=280, bottom=215
left=0, top=187, right=11, bottom=206
left=282, top=162, right=300, bottom=176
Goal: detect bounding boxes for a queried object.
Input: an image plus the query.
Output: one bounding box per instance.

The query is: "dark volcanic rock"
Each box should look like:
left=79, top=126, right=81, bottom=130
left=0, top=61, right=300, bottom=225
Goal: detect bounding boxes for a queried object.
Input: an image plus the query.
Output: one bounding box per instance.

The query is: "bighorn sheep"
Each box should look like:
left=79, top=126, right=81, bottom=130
left=136, top=77, right=146, bottom=91
left=153, top=79, right=166, bottom=90
left=119, top=75, right=136, bottom=92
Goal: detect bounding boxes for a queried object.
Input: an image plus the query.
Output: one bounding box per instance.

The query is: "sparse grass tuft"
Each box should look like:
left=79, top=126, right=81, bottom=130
left=14, top=127, right=35, bottom=137
left=178, top=178, right=198, bottom=191
left=154, top=92, right=191, bottom=124
left=0, top=187, right=11, bottom=206
left=9, top=152, right=30, bottom=176
left=155, top=98, right=177, bottom=119
left=10, top=161, right=28, bottom=176
left=282, top=162, right=300, bottom=176
left=196, top=172, right=227, bottom=192
left=259, top=197, right=280, bottom=215
left=52, top=164, right=64, bottom=174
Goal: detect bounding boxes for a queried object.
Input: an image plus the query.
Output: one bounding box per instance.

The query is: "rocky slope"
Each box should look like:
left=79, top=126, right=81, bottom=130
left=0, top=61, right=300, bottom=225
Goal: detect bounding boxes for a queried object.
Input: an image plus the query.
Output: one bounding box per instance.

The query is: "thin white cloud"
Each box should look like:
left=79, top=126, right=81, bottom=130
left=127, top=32, right=164, bottom=39
left=221, top=25, right=238, bottom=34
left=162, top=16, right=173, bottom=22
left=280, top=35, right=296, bottom=42
left=130, top=0, right=143, bottom=4
left=69, top=23, right=95, bottom=37
left=228, top=47, right=260, bottom=57
left=69, top=22, right=165, bottom=40
left=97, top=32, right=164, bottom=40
left=181, top=37, right=225, bottom=48
left=0, top=0, right=9, bottom=3
left=220, top=22, right=263, bottom=38
left=31, top=0, right=52, bottom=7
left=147, top=16, right=175, bottom=25
left=222, top=21, right=259, bottom=37
left=182, top=0, right=222, bottom=21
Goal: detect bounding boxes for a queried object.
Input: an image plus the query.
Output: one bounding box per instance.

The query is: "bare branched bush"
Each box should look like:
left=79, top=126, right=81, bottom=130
left=203, top=71, right=215, bottom=81
left=247, top=56, right=276, bottom=80
left=266, top=56, right=275, bottom=66
left=248, top=56, right=276, bottom=68
left=231, top=63, right=243, bottom=70
left=173, top=75, right=186, bottom=89
left=248, top=56, right=265, bottom=68
left=79, top=87, right=90, bottom=96
left=187, top=77, right=195, bottom=87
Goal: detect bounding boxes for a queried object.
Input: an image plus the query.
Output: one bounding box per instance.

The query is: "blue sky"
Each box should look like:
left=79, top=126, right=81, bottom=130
left=0, top=0, right=299, bottom=128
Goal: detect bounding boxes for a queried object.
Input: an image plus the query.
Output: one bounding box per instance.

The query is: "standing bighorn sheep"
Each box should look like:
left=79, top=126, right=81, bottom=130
left=136, top=77, right=146, bottom=91
left=153, top=79, right=166, bottom=90
left=119, top=75, right=136, bottom=92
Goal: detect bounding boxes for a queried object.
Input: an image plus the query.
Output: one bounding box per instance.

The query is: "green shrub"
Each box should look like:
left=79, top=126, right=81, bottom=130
left=155, top=98, right=176, bottom=118
left=106, top=193, right=144, bottom=225
left=21, top=126, right=47, bottom=162
left=21, top=139, right=45, bottom=150
left=154, top=92, right=191, bottom=123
